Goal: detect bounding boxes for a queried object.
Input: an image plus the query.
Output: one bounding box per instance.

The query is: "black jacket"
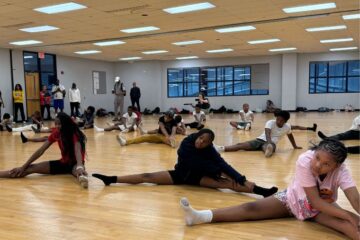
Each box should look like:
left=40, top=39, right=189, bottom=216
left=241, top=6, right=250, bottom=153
left=130, top=86, right=141, bottom=99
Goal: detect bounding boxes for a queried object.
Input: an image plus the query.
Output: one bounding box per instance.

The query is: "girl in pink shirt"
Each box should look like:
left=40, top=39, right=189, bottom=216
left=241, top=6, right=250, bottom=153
left=180, top=139, right=359, bottom=239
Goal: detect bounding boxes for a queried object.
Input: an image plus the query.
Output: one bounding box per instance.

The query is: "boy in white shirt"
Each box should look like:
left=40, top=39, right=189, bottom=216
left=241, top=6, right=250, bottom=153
left=95, top=106, right=137, bottom=133
left=185, top=104, right=206, bottom=130
left=230, top=103, right=253, bottom=131
left=318, top=115, right=360, bottom=141
left=215, top=110, right=302, bottom=157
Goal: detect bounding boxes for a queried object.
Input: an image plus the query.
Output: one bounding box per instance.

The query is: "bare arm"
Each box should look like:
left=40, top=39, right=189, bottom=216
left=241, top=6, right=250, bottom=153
left=344, top=186, right=360, bottom=214
left=74, top=141, right=87, bottom=177
left=287, top=133, right=302, bottom=149
left=239, top=112, right=246, bottom=122
left=23, top=141, right=52, bottom=168
left=250, top=113, right=254, bottom=122
left=170, top=126, right=176, bottom=138
left=265, top=128, right=272, bottom=143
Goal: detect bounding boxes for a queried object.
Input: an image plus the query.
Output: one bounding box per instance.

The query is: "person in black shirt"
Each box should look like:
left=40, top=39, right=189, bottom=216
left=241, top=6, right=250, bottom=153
left=130, top=82, right=141, bottom=111
left=93, top=128, right=278, bottom=197
left=116, top=111, right=177, bottom=148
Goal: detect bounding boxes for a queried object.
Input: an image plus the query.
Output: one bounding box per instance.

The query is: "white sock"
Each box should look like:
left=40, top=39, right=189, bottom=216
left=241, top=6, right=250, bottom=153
left=213, top=144, right=225, bottom=152
left=180, top=197, right=213, bottom=226
left=94, top=125, right=104, bottom=132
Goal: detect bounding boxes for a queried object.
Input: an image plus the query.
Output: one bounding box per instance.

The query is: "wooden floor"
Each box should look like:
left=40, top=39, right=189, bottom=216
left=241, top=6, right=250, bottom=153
left=0, top=112, right=359, bottom=240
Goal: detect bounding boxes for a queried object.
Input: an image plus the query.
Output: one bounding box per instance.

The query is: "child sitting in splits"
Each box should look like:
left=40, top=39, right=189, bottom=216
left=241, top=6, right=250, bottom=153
left=184, top=104, right=206, bottom=130
left=95, top=106, right=138, bottom=133
left=230, top=103, right=253, bottom=131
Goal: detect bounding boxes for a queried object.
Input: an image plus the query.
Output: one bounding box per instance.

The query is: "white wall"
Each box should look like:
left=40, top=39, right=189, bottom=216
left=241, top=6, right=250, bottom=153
left=0, top=49, right=12, bottom=117
left=281, top=53, right=297, bottom=110
left=297, top=52, right=360, bottom=110
left=56, top=55, right=115, bottom=113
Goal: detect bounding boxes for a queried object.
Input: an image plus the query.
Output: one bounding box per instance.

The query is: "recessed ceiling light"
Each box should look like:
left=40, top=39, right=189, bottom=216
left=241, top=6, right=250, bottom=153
left=93, top=40, right=125, bottom=46
left=119, top=57, right=142, bottom=61
left=269, top=47, right=297, bottom=52
left=120, top=26, right=159, bottom=33
left=342, top=13, right=360, bottom=20
left=34, top=2, right=87, bottom=14
left=206, top=48, right=233, bottom=53
left=74, top=50, right=101, bottom=55
left=176, top=56, right=198, bottom=60
left=19, top=25, right=59, bottom=33
left=306, top=25, right=346, bottom=32
left=163, top=2, right=215, bottom=14
left=10, top=40, right=43, bottom=45
left=23, top=56, right=33, bottom=59
left=320, top=38, right=353, bottom=43
left=215, top=25, right=256, bottom=33
left=248, top=39, right=280, bottom=44
left=283, top=2, right=336, bottom=13
left=172, top=40, right=204, bottom=45
left=142, top=50, right=168, bottom=55
left=329, top=47, right=358, bottom=51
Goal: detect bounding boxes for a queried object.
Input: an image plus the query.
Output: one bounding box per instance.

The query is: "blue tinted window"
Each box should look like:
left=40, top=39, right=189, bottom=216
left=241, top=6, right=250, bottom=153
left=328, top=77, right=346, bottom=92
left=329, top=62, right=346, bottom=76
left=348, top=77, right=360, bottom=92
left=348, top=60, right=360, bottom=76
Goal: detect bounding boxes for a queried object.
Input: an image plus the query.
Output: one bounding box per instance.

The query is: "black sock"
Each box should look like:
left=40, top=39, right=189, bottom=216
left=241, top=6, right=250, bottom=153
left=317, top=131, right=327, bottom=139
left=20, top=132, right=28, bottom=143
left=92, top=173, right=117, bottom=186
left=347, top=146, right=360, bottom=154
left=312, top=123, right=317, bottom=132
left=253, top=185, right=278, bottom=198
left=5, top=125, right=12, bottom=132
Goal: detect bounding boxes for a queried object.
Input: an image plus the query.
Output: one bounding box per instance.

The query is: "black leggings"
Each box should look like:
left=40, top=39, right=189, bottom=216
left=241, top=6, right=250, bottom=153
left=330, top=130, right=360, bottom=141
left=14, top=103, right=25, bottom=122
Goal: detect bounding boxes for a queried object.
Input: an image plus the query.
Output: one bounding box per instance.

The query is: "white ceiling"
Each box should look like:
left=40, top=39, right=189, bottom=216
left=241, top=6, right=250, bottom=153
left=0, top=0, right=359, bottom=61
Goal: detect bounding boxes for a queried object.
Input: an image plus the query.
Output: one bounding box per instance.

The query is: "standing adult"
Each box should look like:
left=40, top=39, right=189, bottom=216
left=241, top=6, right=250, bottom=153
left=0, top=90, right=4, bottom=121
left=113, top=76, right=126, bottom=121
left=69, top=83, right=81, bottom=117
left=13, top=83, right=26, bottom=123
left=130, top=82, right=141, bottom=111
left=40, top=85, right=51, bottom=120
left=51, top=79, right=66, bottom=114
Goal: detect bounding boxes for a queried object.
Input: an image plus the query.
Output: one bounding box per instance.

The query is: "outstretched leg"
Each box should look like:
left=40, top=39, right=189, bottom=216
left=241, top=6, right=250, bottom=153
left=0, top=161, right=50, bottom=178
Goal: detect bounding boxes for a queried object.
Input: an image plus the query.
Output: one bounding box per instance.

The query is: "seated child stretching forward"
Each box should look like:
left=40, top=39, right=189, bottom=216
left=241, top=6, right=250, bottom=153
left=179, top=139, right=359, bottom=240
left=95, top=106, right=137, bottom=133
left=215, top=110, right=302, bottom=157
left=230, top=103, right=254, bottom=130
left=93, top=129, right=278, bottom=198
left=185, top=104, right=206, bottom=130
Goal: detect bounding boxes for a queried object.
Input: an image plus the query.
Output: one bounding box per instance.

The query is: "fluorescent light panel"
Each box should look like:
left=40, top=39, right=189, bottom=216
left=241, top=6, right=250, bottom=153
left=93, top=40, right=125, bottom=46
left=172, top=40, right=203, bottom=45
left=330, top=47, right=358, bottom=51
left=215, top=25, right=255, bottom=33
left=34, top=2, right=87, bottom=14
left=283, top=2, right=336, bottom=13
left=23, top=56, right=33, bottom=59
left=119, top=57, right=142, bottom=61
left=20, top=25, right=59, bottom=32
left=269, top=47, right=297, bottom=52
left=142, top=50, right=168, bottom=54
left=342, top=13, right=360, bottom=20
left=163, top=2, right=215, bottom=14
left=176, top=56, right=198, bottom=60
left=320, top=38, right=353, bottom=43
left=206, top=48, right=233, bottom=53
left=74, top=50, right=101, bottom=55
left=120, top=26, right=159, bottom=33
left=10, top=40, right=42, bottom=45
left=248, top=39, right=280, bottom=44
left=306, top=25, right=346, bottom=32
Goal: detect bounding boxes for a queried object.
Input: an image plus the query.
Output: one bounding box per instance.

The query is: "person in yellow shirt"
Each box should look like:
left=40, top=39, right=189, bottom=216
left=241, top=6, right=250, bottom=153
left=13, top=84, right=25, bottom=122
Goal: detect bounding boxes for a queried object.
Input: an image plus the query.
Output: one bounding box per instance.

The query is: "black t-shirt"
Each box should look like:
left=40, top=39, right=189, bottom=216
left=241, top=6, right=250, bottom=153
left=158, top=116, right=177, bottom=135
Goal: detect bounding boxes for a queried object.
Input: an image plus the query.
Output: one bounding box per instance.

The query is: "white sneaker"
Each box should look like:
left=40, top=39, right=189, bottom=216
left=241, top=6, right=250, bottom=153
left=264, top=144, right=274, bottom=158
left=213, top=144, right=225, bottom=152
left=133, top=125, right=137, bottom=130
left=94, top=125, right=104, bottom=132
left=138, top=125, right=147, bottom=135
left=116, top=134, right=127, bottom=146
left=237, top=125, right=244, bottom=130
left=78, top=175, right=88, bottom=189
left=245, top=123, right=251, bottom=131
left=121, top=128, right=129, bottom=133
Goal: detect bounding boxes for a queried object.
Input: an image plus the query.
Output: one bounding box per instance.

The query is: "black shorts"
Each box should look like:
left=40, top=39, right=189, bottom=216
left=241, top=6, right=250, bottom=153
left=168, top=170, right=203, bottom=185
left=49, top=160, right=75, bottom=175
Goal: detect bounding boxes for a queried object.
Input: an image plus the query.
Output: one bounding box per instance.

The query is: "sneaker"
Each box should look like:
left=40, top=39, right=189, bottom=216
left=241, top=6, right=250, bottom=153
left=138, top=125, right=147, bottom=135
left=133, top=125, right=137, bottom=131
left=264, top=144, right=274, bottom=158
left=31, top=126, right=40, bottom=133
left=116, top=134, right=127, bottom=146
left=237, top=125, right=244, bottom=130
left=78, top=175, right=88, bottom=189
left=245, top=123, right=251, bottom=131
left=170, top=138, right=176, bottom=148
left=119, top=125, right=126, bottom=131
left=94, top=125, right=104, bottom=132
left=312, top=123, right=317, bottom=132
left=213, top=144, right=225, bottom=152
left=121, top=128, right=129, bottom=133
left=317, top=131, right=327, bottom=139
left=20, top=132, right=28, bottom=143
left=5, top=125, right=12, bottom=132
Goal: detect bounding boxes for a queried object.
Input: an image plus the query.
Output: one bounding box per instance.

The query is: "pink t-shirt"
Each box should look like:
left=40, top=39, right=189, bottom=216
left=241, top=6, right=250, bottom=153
left=286, top=150, right=355, bottom=220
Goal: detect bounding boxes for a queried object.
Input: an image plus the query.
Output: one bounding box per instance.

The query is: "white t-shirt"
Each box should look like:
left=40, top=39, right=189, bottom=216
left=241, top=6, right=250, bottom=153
left=69, top=88, right=81, bottom=103
left=349, top=115, right=360, bottom=130
left=257, top=119, right=291, bottom=143
left=122, top=112, right=137, bottom=127
left=52, top=84, right=66, bottom=100
left=193, top=111, right=206, bottom=123
left=239, top=110, right=253, bottom=122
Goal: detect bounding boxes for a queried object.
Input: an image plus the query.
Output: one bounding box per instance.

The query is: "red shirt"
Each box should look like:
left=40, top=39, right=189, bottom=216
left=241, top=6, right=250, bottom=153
left=48, top=128, right=85, bottom=164
left=40, top=91, right=51, bottom=105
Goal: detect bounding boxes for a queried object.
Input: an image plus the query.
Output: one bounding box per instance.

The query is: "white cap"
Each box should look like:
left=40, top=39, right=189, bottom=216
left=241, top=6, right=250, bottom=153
left=115, top=76, right=120, bottom=82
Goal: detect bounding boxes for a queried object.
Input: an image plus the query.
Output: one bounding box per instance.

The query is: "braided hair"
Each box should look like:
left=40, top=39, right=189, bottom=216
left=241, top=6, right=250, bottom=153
left=311, top=139, right=347, bottom=164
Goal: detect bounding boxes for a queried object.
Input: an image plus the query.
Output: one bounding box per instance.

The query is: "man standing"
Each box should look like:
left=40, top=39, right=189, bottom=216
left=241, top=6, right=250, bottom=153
left=113, top=76, right=126, bottom=121
left=51, top=79, right=66, bottom=114
left=130, top=82, right=141, bottom=111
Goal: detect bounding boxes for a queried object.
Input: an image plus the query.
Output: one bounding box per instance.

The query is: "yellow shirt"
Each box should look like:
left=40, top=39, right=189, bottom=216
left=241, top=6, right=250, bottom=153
left=13, top=90, right=23, bottom=103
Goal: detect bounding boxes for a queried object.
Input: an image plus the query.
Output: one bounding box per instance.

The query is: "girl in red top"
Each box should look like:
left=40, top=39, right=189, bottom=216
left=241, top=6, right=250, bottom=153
left=40, top=85, right=52, bottom=120
left=0, top=112, right=88, bottom=188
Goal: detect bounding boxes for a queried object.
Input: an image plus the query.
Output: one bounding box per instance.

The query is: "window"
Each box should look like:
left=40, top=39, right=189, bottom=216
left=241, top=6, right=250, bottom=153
left=309, top=60, right=360, bottom=93
left=167, top=65, right=268, bottom=97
